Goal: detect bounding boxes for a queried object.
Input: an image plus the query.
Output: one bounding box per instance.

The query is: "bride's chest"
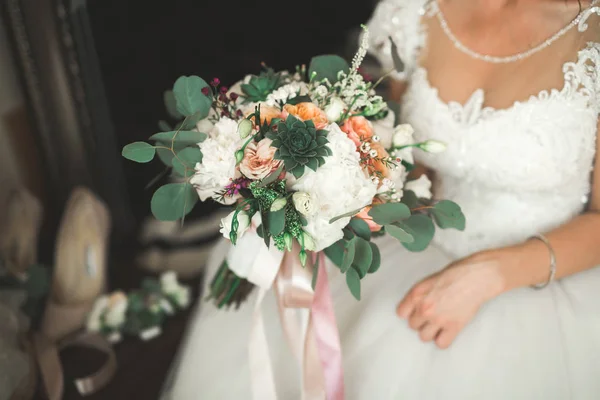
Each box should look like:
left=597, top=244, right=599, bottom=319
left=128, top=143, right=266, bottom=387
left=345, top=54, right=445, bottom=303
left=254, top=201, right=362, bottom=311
left=402, top=72, right=598, bottom=191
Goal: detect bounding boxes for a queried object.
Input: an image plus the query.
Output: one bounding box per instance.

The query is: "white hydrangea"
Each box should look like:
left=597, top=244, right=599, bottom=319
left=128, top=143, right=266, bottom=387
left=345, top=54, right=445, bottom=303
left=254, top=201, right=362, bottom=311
left=265, top=82, right=308, bottom=107
left=290, top=124, right=377, bottom=251
left=191, top=117, right=243, bottom=205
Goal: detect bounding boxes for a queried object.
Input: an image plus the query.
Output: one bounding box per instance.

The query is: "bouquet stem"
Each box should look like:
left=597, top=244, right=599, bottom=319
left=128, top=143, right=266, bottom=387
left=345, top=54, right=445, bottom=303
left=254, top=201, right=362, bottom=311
left=207, top=261, right=256, bottom=309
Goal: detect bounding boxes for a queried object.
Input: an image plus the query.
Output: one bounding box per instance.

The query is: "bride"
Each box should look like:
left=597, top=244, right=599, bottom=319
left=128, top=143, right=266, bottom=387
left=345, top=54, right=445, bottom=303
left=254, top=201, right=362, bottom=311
left=162, top=0, right=600, bottom=398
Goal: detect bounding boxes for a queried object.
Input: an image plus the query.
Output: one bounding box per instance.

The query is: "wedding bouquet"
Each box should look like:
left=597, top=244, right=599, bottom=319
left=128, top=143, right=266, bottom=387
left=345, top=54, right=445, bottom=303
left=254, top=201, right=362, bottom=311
left=122, top=27, right=464, bottom=305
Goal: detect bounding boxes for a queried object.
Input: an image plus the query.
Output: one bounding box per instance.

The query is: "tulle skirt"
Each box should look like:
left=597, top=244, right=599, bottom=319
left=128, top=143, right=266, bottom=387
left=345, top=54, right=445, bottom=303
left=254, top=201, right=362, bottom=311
left=161, top=236, right=600, bottom=400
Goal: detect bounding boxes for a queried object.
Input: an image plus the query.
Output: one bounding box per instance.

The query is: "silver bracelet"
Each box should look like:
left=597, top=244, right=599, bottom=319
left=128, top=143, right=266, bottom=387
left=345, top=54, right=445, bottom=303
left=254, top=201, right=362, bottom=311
left=529, top=234, right=557, bottom=289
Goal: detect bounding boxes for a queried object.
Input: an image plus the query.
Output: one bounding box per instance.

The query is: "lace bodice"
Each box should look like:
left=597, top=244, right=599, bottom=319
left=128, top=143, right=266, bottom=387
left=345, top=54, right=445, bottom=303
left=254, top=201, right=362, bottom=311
left=368, top=0, right=600, bottom=258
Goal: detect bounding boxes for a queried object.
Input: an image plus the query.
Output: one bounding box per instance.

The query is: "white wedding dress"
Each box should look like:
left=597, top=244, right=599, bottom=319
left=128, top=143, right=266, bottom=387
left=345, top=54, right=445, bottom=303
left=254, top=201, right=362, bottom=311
left=162, top=1, right=600, bottom=399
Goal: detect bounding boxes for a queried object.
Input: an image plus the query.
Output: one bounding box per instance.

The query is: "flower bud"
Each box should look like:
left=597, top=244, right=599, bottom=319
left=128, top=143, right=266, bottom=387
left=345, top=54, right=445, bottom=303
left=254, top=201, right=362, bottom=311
left=237, top=118, right=254, bottom=139
left=419, top=140, right=447, bottom=153
left=324, top=97, right=346, bottom=122
left=235, top=149, right=245, bottom=164
left=270, top=197, right=287, bottom=212
left=283, top=232, right=293, bottom=252
left=299, top=249, right=308, bottom=267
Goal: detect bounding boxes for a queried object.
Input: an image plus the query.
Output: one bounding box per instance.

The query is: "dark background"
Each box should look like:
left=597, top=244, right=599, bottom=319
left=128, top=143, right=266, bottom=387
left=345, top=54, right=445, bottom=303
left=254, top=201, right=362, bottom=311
left=88, top=0, right=376, bottom=232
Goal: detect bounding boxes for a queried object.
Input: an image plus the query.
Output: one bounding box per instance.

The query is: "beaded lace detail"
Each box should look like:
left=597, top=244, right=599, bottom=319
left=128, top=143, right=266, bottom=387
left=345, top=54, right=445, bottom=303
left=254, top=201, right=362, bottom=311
left=366, top=0, right=600, bottom=258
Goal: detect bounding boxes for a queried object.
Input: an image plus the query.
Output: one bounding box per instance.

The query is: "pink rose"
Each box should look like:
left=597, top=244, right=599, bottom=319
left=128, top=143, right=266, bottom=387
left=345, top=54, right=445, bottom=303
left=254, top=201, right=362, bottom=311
left=355, top=206, right=382, bottom=233
left=239, top=138, right=282, bottom=180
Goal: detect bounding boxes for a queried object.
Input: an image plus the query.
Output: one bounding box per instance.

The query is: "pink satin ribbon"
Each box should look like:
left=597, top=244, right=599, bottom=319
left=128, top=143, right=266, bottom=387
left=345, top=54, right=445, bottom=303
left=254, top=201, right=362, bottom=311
left=247, top=240, right=345, bottom=400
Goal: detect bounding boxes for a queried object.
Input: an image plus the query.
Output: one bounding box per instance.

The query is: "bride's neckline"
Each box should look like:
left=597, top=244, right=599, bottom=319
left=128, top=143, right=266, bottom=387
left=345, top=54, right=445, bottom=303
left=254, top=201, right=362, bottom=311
left=428, top=0, right=600, bottom=64
left=411, top=1, right=600, bottom=125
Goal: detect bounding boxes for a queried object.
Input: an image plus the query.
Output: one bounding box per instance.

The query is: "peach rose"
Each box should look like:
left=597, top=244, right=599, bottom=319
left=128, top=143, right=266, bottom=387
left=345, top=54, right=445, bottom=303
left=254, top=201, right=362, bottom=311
left=341, top=116, right=374, bottom=147
left=355, top=206, right=382, bottom=233
left=239, top=138, right=282, bottom=180
left=283, top=103, right=329, bottom=130
left=247, top=103, right=282, bottom=126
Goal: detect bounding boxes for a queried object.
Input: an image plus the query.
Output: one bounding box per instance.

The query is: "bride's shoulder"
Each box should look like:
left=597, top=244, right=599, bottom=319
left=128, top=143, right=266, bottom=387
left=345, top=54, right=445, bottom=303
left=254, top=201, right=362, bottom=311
left=366, top=0, right=428, bottom=79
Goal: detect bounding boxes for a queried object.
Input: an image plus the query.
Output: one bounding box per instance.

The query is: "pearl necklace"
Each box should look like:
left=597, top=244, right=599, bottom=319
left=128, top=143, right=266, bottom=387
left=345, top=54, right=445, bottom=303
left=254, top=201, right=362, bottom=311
left=426, top=0, right=600, bottom=64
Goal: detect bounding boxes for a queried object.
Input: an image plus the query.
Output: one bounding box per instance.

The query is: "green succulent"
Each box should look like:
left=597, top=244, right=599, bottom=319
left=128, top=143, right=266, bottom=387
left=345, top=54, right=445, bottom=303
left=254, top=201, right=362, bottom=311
left=267, top=115, right=332, bottom=179
left=241, top=68, right=285, bottom=103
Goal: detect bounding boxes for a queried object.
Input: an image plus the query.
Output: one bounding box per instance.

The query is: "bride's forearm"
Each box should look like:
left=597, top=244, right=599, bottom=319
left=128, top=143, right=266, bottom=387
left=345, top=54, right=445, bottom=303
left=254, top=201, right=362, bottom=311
left=497, top=212, right=600, bottom=292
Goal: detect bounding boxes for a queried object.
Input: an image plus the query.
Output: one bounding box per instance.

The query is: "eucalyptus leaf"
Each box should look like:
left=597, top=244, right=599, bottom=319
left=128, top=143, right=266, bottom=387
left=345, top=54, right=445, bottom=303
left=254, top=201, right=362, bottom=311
left=149, top=130, right=207, bottom=146
left=431, top=200, right=466, bottom=231
left=352, top=237, right=373, bottom=278
left=324, top=240, right=345, bottom=268
left=343, top=228, right=355, bottom=241
left=329, top=206, right=368, bottom=224
left=368, top=243, right=381, bottom=274
left=150, top=183, right=198, bottom=221
left=386, top=224, right=414, bottom=243
left=268, top=208, right=286, bottom=237
left=164, top=90, right=183, bottom=120
left=286, top=95, right=313, bottom=105
left=259, top=164, right=284, bottom=187
left=122, top=142, right=156, bottom=163
left=349, top=218, right=371, bottom=241
left=173, top=76, right=212, bottom=118
left=368, top=203, right=411, bottom=225
left=401, top=190, right=419, bottom=209
left=309, top=55, right=350, bottom=84
left=171, top=147, right=203, bottom=177
left=346, top=268, right=361, bottom=301
left=399, top=214, right=435, bottom=252
left=341, top=237, right=357, bottom=273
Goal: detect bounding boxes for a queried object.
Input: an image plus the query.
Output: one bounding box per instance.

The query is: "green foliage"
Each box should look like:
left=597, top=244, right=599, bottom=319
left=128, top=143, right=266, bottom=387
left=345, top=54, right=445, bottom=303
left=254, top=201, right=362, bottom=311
left=309, top=55, right=350, bottom=84
left=151, top=183, right=198, bottom=221
left=329, top=207, right=367, bottom=224
left=122, top=142, right=156, bottom=163
left=341, top=237, right=356, bottom=273
left=352, top=237, right=372, bottom=278
left=400, top=190, right=419, bottom=209
left=268, top=208, right=286, bottom=237
left=346, top=268, right=361, bottom=300
left=286, top=95, right=313, bottom=106
left=348, top=218, right=371, bottom=241
left=324, top=240, right=345, bottom=268
left=385, top=224, right=414, bottom=243
left=173, top=76, right=213, bottom=118
left=241, top=68, right=285, bottom=103
left=163, top=90, right=183, bottom=120
left=399, top=214, right=435, bottom=252
left=431, top=200, right=466, bottom=231
left=171, top=147, right=203, bottom=178
left=149, top=130, right=207, bottom=146
left=389, top=37, right=405, bottom=73
left=268, top=115, right=332, bottom=179
left=368, top=243, right=381, bottom=274
left=368, top=203, right=411, bottom=225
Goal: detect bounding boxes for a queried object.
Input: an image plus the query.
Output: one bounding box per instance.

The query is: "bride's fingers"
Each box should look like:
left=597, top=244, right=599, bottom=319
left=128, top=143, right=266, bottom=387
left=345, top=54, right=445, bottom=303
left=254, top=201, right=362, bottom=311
left=418, top=323, right=441, bottom=342
left=397, top=281, right=430, bottom=318
left=435, top=326, right=460, bottom=349
left=408, top=311, right=428, bottom=330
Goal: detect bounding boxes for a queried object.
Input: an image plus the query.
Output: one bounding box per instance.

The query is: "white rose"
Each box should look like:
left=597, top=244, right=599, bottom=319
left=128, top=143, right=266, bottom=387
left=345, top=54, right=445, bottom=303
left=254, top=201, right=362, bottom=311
left=405, top=175, right=432, bottom=200
left=173, top=286, right=191, bottom=308
left=86, top=296, right=108, bottom=332
left=393, top=124, right=415, bottom=148
left=104, top=292, right=128, bottom=329
left=219, top=210, right=251, bottom=240
left=324, top=97, right=347, bottom=122
left=420, top=140, right=447, bottom=153
left=293, top=192, right=317, bottom=216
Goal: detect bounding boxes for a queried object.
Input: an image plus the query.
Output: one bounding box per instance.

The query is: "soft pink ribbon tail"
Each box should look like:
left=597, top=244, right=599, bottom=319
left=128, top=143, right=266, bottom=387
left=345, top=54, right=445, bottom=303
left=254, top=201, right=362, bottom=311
left=311, top=252, right=345, bottom=400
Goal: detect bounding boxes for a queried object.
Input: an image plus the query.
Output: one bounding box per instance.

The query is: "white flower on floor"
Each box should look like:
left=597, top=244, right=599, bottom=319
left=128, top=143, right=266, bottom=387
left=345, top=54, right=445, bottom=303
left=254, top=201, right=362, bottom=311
left=405, top=175, right=433, bottom=200
left=160, top=271, right=191, bottom=309
left=104, top=291, right=128, bottom=329
left=86, top=295, right=109, bottom=333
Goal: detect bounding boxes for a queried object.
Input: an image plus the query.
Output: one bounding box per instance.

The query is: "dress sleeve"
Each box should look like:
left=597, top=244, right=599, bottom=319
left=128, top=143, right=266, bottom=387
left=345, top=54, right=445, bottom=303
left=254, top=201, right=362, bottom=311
left=364, top=0, right=427, bottom=81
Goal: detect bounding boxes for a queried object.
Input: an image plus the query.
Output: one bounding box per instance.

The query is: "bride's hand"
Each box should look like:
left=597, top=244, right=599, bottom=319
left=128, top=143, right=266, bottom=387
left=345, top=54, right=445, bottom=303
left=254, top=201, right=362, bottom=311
left=396, top=250, right=513, bottom=349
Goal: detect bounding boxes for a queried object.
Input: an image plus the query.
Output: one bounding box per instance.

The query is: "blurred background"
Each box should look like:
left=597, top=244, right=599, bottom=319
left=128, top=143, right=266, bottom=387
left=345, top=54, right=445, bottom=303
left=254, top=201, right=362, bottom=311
left=0, top=0, right=381, bottom=398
